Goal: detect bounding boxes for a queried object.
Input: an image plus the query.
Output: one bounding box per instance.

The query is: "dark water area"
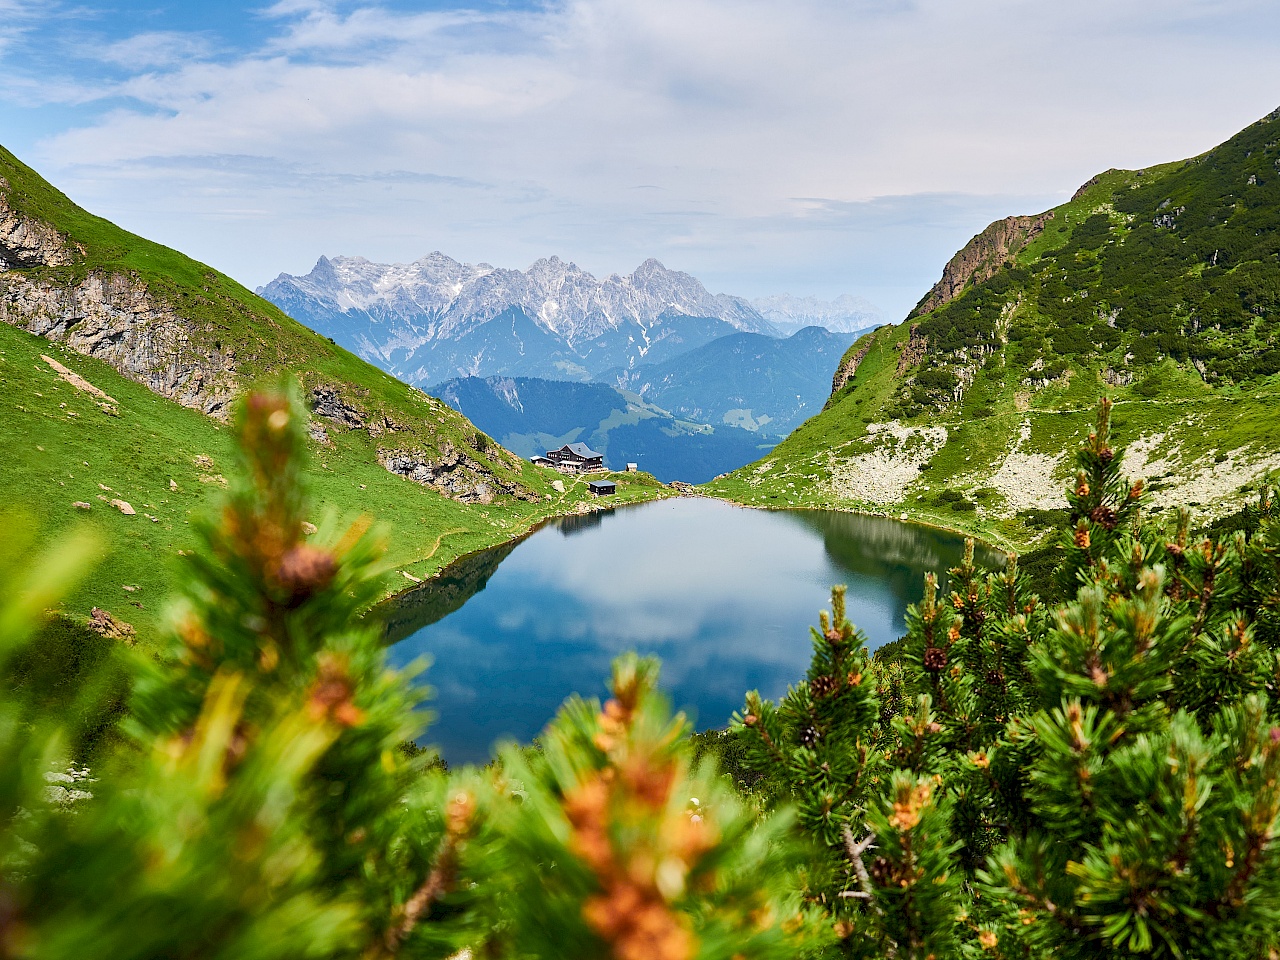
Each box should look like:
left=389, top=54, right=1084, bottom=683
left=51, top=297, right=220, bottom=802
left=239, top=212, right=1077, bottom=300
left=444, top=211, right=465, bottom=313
left=385, top=498, right=1001, bottom=764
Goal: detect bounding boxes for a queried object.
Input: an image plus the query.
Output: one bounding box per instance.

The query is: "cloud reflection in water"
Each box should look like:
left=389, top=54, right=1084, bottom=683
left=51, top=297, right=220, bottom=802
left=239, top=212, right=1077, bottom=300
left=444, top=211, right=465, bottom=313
left=388, top=499, right=997, bottom=763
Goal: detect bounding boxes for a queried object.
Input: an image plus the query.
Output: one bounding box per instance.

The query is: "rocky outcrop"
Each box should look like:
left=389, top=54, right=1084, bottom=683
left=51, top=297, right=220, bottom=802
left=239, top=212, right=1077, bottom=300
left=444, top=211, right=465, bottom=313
left=910, top=212, right=1054, bottom=318
left=830, top=342, right=872, bottom=397
left=87, top=607, right=136, bottom=644
left=380, top=442, right=536, bottom=504
left=895, top=325, right=928, bottom=376
left=1, top=270, right=237, bottom=415
left=311, top=385, right=367, bottom=429
left=0, top=179, right=78, bottom=270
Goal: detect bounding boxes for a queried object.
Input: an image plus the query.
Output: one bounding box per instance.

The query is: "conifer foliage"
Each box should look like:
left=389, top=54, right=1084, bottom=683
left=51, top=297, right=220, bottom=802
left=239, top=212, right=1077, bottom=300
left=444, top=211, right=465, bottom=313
left=734, top=399, right=1280, bottom=959
left=0, top=384, right=808, bottom=960
left=3, top=384, right=1279, bottom=960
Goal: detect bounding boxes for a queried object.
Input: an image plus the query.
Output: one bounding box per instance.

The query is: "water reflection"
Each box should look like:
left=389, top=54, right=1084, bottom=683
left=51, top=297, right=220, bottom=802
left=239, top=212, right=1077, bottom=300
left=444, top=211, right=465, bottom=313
left=386, top=499, right=995, bottom=764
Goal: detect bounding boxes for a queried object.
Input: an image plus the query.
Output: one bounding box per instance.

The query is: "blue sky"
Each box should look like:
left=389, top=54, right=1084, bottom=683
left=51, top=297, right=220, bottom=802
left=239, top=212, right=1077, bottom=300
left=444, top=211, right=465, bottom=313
left=2, top=0, right=1279, bottom=319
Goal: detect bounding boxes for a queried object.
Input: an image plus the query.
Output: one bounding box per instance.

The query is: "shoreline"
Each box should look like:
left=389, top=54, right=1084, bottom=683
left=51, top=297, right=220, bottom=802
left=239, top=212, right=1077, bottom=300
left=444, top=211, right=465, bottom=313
left=377, top=484, right=1021, bottom=626
left=700, top=491, right=1023, bottom=555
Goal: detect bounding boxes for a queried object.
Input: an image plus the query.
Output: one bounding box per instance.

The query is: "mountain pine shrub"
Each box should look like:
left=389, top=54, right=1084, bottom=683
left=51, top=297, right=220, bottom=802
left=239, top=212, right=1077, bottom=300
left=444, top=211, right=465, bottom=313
left=735, top=398, right=1280, bottom=958
left=0, top=384, right=809, bottom=960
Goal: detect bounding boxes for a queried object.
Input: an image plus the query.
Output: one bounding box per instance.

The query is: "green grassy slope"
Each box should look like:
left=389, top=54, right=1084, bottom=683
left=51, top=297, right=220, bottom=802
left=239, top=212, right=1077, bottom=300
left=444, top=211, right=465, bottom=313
left=0, top=147, right=668, bottom=637
left=707, top=108, right=1280, bottom=549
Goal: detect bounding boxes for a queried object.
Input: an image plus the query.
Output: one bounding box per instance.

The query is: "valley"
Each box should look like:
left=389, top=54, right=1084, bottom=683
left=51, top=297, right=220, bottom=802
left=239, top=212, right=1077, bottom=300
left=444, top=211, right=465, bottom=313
left=0, top=145, right=668, bottom=638
left=260, top=250, right=876, bottom=483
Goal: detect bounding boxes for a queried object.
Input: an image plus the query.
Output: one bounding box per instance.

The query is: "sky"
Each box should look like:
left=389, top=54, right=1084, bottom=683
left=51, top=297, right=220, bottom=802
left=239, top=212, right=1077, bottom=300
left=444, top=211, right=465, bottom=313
left=2, top=0, right=1279, bottom=321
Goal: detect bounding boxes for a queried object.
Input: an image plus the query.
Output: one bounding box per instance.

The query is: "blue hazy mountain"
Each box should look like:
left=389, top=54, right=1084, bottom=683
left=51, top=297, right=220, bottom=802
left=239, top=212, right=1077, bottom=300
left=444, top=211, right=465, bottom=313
left=431, top=375, right=774, bottom=484
left=599, top=325, right=871, bottom=436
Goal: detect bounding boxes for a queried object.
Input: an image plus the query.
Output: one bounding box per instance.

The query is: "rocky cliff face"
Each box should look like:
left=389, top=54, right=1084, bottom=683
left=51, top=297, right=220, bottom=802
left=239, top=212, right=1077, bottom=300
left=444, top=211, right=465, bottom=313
left=0, top=179, right=77, bottom=269
left=909, top=212, right=1054, bottom=318
left=0, top=184, right=237, bottom=415
left=829, top=341, right=872, bottom=397
left=1, top=270, right=238, bottom=416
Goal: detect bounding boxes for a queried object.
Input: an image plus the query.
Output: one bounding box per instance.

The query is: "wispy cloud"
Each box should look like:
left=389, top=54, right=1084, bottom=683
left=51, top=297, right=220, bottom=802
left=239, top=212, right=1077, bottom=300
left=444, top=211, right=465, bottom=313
left=4, top=0, right=1279, bottom=316
left=93, top=30, right=217, bottom=68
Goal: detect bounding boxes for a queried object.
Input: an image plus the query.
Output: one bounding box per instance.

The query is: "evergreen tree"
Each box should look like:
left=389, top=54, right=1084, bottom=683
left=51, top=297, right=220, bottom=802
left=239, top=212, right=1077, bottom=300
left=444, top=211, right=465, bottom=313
left=734, top=400, right=1280, bottom=959
left=0, top=382, right=809, bottom=960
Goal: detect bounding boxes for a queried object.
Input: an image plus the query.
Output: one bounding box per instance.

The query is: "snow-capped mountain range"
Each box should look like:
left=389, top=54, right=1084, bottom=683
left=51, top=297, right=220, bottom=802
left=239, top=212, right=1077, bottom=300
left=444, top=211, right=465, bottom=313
left=752, top=293, right=883, bottom=335
left=258, top=253, right=880, bottom=387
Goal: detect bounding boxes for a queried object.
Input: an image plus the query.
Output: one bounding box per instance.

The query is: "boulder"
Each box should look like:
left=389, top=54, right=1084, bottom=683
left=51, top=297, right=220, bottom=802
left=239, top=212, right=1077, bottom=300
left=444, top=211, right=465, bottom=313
left=87, top=607, right=136, bottom=644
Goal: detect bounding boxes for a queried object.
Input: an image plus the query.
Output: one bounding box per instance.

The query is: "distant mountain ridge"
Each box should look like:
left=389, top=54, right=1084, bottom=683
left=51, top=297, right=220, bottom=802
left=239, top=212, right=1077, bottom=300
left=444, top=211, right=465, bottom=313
left=751, top=293, right=881, bottom=335
left=258, top=254, right=878, bottom=388
left=259, top=254, right=780, bottom=386
left=433, top=375, right=772, bottom=484
left=602, top=325, right=869, bottom=435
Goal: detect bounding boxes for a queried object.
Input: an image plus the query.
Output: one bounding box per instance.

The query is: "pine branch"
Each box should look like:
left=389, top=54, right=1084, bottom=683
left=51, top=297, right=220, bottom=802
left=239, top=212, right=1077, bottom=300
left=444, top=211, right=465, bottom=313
left=841, top=824, right=881, bottom=913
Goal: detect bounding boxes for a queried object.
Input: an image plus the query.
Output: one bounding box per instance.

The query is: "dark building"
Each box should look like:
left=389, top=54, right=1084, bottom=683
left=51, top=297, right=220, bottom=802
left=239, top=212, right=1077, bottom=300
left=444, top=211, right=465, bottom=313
left=587, top=479, right=616, bottom=496
left=546, top=442, right=605, bottom=473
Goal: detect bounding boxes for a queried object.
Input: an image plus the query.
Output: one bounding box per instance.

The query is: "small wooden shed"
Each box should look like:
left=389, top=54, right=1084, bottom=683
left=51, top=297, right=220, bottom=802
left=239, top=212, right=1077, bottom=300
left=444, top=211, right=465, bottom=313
left=587, top=479, right=616, bottom=497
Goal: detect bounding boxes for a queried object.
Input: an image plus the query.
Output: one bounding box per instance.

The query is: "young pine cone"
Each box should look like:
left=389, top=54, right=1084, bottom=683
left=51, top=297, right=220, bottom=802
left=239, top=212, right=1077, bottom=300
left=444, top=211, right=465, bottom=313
left=1089, top=505, right=1119, bottom=530
left=810, top=674, right=839, bottom=699
left=923, top=646, right=948, bottom=671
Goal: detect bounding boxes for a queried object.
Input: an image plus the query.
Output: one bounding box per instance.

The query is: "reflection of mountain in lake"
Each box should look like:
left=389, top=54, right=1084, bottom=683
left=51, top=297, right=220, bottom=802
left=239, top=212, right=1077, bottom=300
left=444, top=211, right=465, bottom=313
left=783, top=511, right=1005, bottom=622
left=382, top=539, right=522, bottom=644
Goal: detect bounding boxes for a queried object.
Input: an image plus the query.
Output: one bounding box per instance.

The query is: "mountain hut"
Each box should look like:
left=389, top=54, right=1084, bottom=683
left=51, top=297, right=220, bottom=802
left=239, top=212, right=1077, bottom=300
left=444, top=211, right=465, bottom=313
left=546, top=443, right=605, bottom=473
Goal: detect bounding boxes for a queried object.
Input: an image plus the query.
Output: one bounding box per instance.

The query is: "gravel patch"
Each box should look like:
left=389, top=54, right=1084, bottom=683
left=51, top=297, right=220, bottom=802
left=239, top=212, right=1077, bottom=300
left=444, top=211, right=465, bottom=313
left=988, top=420, right=1066, bottom=511
left=826, top=422, right=948, bottom=505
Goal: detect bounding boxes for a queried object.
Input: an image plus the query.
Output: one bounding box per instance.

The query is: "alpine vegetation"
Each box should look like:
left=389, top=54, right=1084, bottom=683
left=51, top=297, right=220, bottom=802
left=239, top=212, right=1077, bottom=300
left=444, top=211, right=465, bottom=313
left=1, top=390, right=1278, bottom=960
left=733, top=400, right=1280, bottom=958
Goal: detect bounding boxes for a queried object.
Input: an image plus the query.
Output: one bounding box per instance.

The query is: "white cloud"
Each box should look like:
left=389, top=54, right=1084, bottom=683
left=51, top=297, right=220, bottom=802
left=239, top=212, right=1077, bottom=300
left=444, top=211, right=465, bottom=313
left=94, top=30, right=216, bottom=68
left=13, top=0, right=1280, bottom=315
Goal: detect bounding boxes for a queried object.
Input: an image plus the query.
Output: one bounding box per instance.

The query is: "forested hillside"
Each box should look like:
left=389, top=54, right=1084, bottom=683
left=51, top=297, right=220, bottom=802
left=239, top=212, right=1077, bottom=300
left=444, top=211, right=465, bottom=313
left=709, top=107, right=1280, bottom=547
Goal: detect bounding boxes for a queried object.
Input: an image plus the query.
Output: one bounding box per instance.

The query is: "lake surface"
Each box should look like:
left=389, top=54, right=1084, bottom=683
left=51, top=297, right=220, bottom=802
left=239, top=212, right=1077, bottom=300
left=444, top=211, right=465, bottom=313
left=386, top=498, right=1000, bottom=764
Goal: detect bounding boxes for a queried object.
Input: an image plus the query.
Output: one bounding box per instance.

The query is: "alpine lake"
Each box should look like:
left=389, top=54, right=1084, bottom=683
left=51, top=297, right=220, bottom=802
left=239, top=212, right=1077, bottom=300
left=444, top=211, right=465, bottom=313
left=383, top=498, right=1003, bottom=764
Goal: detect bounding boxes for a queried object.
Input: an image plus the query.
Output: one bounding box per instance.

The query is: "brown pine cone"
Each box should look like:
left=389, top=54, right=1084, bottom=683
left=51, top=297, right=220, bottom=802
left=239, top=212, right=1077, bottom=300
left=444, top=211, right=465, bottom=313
left=810, top=675, right=839, bottom=699
left=1089, top=505, right=1119, bottom=530
left=273, top=544, right=337, bottom=605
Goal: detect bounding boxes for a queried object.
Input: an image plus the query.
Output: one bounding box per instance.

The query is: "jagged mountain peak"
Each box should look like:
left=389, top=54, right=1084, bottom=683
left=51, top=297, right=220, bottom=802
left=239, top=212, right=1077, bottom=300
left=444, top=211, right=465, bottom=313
left=258, top=250, right=878, bottom=386
left=259, top=250, right=781, bottom=344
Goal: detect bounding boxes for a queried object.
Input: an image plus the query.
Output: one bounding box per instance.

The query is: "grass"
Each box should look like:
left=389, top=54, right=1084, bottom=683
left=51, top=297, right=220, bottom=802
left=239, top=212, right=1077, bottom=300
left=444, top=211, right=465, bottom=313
left=704, top=110, right=1280, bottom=552
left=2, top=144, right=672, bottom=640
